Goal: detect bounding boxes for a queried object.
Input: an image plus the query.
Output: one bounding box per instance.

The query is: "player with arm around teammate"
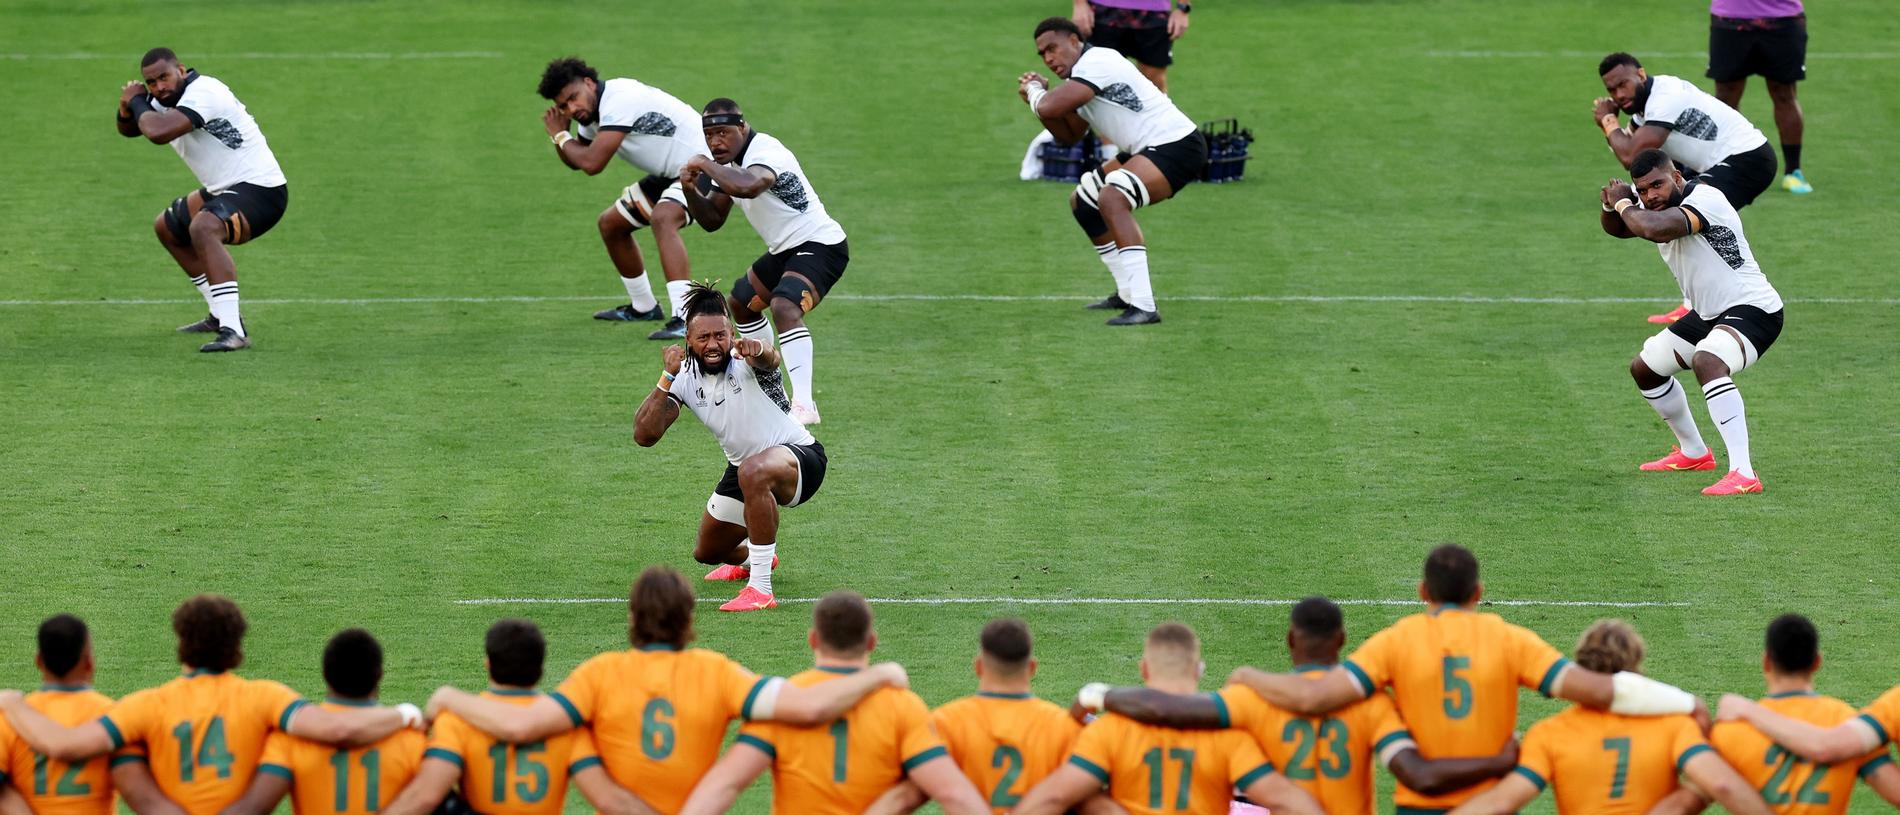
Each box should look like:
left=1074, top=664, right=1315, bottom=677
left=1084, top=597, right=1523, bottom=812
left=1604, top=148, right=1785, bottom=495
left=1222, top=545, right=1701, bottom=813
left=1020, top=17, right=1209, bottom=326
left=679, top=99, right=846, bottom=427
left=119, top=48, right=290, bottom=352
left=632, top=284, right=827, bottom=611
left=1447, top=619, right=1773, bottom=815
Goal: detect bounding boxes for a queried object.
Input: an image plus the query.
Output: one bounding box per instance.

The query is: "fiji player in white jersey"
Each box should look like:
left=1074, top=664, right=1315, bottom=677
left=538, top=58, right=711, bottom=339
left=1018, top=17, right=1207, bottom=326
left=634, top=283, right=827, bottom=612
left=1603, top=148, right=1784, bottom=496
left=679, top=99, right=847, bottom=427
left=118, top=48, right=289, bottom=352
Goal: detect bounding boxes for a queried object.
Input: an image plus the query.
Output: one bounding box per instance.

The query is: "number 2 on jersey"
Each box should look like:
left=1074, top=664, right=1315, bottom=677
left=1762, top=745, right=1831, bottom=805
left=989, top=746, right=1024, bottom=807
left=1281, top=719, right=1352, bottom=780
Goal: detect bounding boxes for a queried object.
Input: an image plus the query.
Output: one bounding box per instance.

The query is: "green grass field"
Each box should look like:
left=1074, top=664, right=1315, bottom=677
left=3, top=0, right=1898, bottom=811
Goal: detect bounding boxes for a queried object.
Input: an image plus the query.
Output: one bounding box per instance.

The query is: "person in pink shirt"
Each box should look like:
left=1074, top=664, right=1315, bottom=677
left=1069, top=0, right=1190, bottom=91
left=1708, top=0, right=1812, bottom=194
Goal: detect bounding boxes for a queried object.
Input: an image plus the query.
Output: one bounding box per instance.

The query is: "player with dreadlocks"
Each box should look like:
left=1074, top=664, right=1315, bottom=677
left=633, top=282, right=827, bottom=612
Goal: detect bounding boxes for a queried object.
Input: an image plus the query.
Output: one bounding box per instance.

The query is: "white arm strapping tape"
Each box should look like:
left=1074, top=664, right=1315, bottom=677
left=747, top=677, right=786, bottom=720
left=1026, top=85, right=1048, bottom=116
left=1078, top=682, right=1110, bottom=712
left=1609, top=671, right=1697, bottom=716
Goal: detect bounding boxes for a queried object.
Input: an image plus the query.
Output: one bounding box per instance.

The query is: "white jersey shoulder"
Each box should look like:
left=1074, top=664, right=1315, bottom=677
left=152, top=73, right=286, bottom=192
left=1633, top=75, right=1767, bottom=173
left=577, top=78, right=709, bottom=178
left=668, top=359, right=814, bottom=465
left=1658, top=182, right=1782, bottom=317
left=723, top=131, right=847, bottom=254
left=1066, top=46, right=1196, bottom=152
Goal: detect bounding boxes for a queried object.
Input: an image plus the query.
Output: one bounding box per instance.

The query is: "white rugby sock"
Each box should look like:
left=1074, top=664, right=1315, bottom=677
left=208, top=281, right=244, bottom=337
left=189, top=274, right=215, bottom=310
left=745, top=542, right=776, bottom=595
left=620, top=274, right=659, bottom=312
left=780, top=327, right=814, bottom=406
left=1117, top=245, right=1155, bottom=312
left=1639, top=379, right=1707, bottom=457
left=1701, top=377, right=1753, bottom=477
left=1094, top=241, right=1126, bottom=299
left=665, top=279, right=691, bottom=320
left=737, top=316, right=775, bottom=345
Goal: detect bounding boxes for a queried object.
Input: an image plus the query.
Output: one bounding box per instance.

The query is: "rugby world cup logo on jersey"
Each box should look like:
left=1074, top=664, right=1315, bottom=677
left=1098, top=83, right=1144, bottom=111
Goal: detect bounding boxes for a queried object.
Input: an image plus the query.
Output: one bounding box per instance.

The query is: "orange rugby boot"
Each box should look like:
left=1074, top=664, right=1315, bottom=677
left=1647, top=304, right=1692, bottom=324
left=1702, top=471, right=1764, bottom=495
left=719, top=586, right=777, bottom=612
left=1639, top=446, right=1717, bottom=472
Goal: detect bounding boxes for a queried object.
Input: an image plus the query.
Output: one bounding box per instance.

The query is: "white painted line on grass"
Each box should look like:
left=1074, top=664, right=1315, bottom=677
left=453, top=596, right=1690, bottom=608
left=1426, top=50, right=1900, bottom=60
left=3, top=294, right=1896, bottom=307
left=2, top=51, right=505, bottom=61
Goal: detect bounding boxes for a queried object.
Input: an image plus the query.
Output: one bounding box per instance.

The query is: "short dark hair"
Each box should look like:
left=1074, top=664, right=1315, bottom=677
left=979, top=618, right=1033, bottom=670
left=1035, top=17, right=1083, bottom=40
left=174, top=594, right=247, bottom=672
left=141, top=47, right=177, bottom=68
left=485, top=619, right=546, bottom=687
left=1290, top=597, right=1343, bottom=641
left=703, top=98, right=741, bottom=115
left=1630, top=148, right=1674, bottom=179
left=322, top=628, right=384, bottom=699
left=1765, top=613, right=1820, bottom=675
left=629, top=566, right=696, bottom=650
left=1423, top=544, right=1480, bottom=605
left=1598, top=52, right=1642, bottom=76
left=38, top=615, right=89, bottom=678
left=813, top=591, right=873, bottom=656
left=538, top=57, right=599, bottom=100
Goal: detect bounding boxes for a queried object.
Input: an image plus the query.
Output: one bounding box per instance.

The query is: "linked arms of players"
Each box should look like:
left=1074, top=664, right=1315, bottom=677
left=544, top=107, right=620, bottom=175
left=1601, top=179, right=1701, bottom=243
left=634, top=346, right=688, bottom=447
left=377, top=752, right=662, bottom=815
left=1224, top=662, right=1693, bottom=718
left=1714, top=693, right=1886, bottom=764
left=117, top=82, right=194, bottom=144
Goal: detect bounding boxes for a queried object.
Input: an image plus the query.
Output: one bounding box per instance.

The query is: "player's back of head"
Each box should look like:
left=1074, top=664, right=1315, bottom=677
left=1034, top=16, right=1082, bottom=40
left=1573, top=619, right=1645, bottom=675
left=1630, top=148, right=1674, bottom=180
left=174, top=594, right=247, bottom=673
left=37, top=613, right=90, bottom=679
left=1598, top=51, right=1642, bottom=77
left=629, top=566, right=696, bottom=651
left=812, top=591, right=874, bottom=658
left=1142, top=622, right=1200, bottom=680
left=141, top=47, right=177, bottom=68
left=1764, top=613, right=1819, bottom=676
left=1288, top=596, right=1345, bottom=661
left=322, top=628, right=385, bottom=700
left=537, top=56, right=598, bottom=101
left=485, top=618, right=546, bottom=688
left=1422, top=544, right=1480, bottom=606
left=978, top=618, right=1033, bottom=677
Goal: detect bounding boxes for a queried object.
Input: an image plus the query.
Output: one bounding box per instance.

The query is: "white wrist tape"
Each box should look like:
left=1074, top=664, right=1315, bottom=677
left=1026, top=85, right=1048, bottom=114
left=1610, top=672, right=1696, bottom=716
left=1078, top=682, right=1109, bottom=712
left=396, top=703, right=424, bottom=728
left=553, top=131, right=573, bottom=148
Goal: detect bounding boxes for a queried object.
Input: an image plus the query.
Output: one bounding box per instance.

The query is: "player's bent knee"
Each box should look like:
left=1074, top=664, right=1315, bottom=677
left=161, top=197, right=194, bottom=246
left=706, top=494, right=746, bottom=528
left=1694, top=329, right=1750, bottom=376
left=770, top=297, right=805, bottom=325
left=1072, top=198, right=1108, bottom=236
left=1639, top=331, right=1692, bottom=378
left=598, top=208, right=632, bottom=237
left=650, top=203, right=687, bottom=233
left=187, top=211, right=225, bottom=244
left=1103, top=168, right=1152, bottom=210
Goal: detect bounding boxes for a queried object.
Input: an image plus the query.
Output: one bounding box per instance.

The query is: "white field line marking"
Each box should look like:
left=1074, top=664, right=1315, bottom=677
left=1, top=51, right=505, bottom=61
left=2, top=293, right=1895, bottom=307
left=1426, top=50, right=1900, bottom=60
left=453, top=596, right=1690, bottom=608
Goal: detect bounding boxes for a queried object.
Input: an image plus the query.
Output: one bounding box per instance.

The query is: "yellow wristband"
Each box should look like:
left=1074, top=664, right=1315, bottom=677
left=1614, top=198, right=1635, bottom=214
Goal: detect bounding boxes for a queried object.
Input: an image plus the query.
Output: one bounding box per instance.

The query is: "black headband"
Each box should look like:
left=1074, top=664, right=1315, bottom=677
left=702, top=112, right=745, bottom=128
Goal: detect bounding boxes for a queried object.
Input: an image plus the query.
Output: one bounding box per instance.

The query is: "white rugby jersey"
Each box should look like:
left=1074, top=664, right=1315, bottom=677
left=1656, top=182, right=1783, bottom=318
left=1064, top=46, right=1196, bottom=152
left=719, top=132, right=847, bottom=254
left=1632, top=75, right=1768, bottom=174
left=667, top=356, right=814, bottom=465
left=577, top=78, right=708, bottom=178
left=150, top=72, right=286, bottom=193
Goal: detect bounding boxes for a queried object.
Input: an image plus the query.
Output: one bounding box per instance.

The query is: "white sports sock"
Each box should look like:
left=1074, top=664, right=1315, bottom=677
left=737, top=317, right=775, bottom=345
left=1094, top=242, right=1126, bottom=299
left=1701, top=377, right=1753, bottom=477
left=665, top=279, right=691, bottom=320
left=189, top=274, right=214, bottom=309
left=621, top=274, right=659, bottom=312
left=780, top=327, right=814, bottom=406
left=208, top=281, right=244, bottom=337
left=745, top=542, right=776, bottom=595
left=1117, top=245, right=1155, bottom=312
left=1639, top=379, right=1707, bottom=457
